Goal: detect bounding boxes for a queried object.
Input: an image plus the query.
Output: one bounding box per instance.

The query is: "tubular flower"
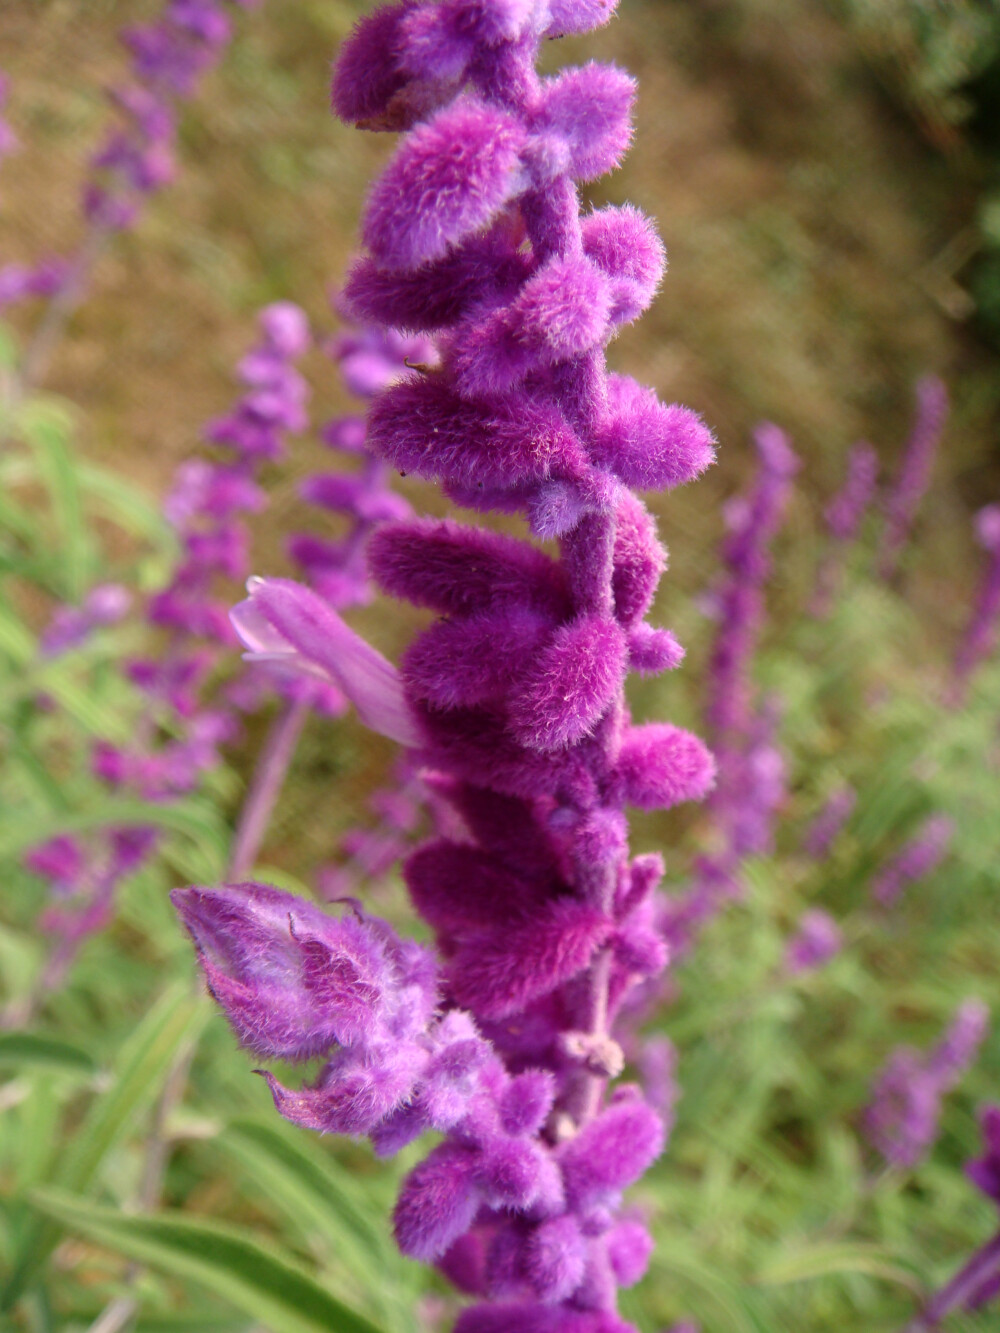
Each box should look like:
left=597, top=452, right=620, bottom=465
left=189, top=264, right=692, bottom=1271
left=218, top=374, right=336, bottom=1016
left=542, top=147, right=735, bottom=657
left=181, top=3, right=717, bottom=1327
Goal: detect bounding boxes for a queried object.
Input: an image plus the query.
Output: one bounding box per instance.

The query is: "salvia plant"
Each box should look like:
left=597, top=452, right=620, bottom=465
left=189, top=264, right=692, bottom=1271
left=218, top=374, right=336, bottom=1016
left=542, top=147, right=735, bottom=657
left=3, top=4, right=1000, bottom=1333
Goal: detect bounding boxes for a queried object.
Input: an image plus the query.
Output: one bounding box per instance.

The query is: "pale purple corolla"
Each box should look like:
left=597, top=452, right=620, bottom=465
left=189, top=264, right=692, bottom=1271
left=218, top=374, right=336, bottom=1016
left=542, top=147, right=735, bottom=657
left=230, top=576, right=421, bottom=748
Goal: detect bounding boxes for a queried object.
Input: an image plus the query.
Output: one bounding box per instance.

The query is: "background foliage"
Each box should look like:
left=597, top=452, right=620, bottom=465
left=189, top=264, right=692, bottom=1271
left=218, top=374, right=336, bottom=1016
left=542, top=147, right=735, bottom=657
left=2, top=2, right=1000, bottom=1331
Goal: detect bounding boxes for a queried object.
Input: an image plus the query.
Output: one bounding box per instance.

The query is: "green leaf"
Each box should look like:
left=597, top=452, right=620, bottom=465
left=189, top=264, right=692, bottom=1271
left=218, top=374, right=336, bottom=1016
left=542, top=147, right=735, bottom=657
left=0, top=797, right=229, bottom=885
left=0, top=1032, right=96, bottom=1076
left=216, top=1119, right=416, bottom=1330
left=27, top=1189, right=386, bottom=1333
left=1, top=984, right=207, bottom=1311
left=756, top=1241, right=922, bottom=1292
left=17, top=400, right=93, bottom=599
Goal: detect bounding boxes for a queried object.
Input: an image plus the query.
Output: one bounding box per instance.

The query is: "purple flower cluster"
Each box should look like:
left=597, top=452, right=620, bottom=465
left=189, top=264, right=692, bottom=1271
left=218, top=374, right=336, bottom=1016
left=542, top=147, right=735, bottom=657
left=22, top=303, right=311, bottom=998
left=659, top=427, right=797, bottom=960
left=864, top=999, right=989, bottom=1169
left=811, top=442, right=878, bottom=616
left=871, top=813, right=954, bottom=909
left=784, top=908, right=842, bottom=976
left=180, top=3, right=719, bottom=1327
left=0, top=0, right=254, bottom=311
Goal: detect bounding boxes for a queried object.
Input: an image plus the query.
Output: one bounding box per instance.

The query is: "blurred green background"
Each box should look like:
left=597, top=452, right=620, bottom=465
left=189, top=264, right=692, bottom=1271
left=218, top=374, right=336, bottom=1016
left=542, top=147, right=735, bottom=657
left=2, top=2, right=1000, bottom=1331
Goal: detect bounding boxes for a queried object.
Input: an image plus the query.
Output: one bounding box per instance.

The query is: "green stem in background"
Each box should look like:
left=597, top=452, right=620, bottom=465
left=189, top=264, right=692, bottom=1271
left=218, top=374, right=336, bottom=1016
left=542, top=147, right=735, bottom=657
left=83, top=695, right=310, bottom=1333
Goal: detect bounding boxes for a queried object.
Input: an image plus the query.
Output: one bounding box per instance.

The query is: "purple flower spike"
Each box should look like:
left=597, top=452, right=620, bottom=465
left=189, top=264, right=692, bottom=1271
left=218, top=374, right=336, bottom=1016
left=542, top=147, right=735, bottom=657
left=784, top=908, right=842, bottom=975
left=967, top=1106, right=1000, bottom=1205
left=803, top=785, right=856, bottom=859
left=363, top=96, right=526, bottom=271
left=872, top=813, right=954, bottom=908
left=864, top=1001, right=988, bottom=1169
left=231, top=577, right=421, bottom=747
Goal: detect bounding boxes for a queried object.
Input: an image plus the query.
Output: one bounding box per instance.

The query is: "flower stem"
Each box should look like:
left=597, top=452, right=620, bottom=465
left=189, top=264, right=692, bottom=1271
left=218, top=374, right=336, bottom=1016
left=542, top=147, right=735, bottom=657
left=901, top=1229, right=1000, bottom=1332
left=228, top=694, right=310, bottom=879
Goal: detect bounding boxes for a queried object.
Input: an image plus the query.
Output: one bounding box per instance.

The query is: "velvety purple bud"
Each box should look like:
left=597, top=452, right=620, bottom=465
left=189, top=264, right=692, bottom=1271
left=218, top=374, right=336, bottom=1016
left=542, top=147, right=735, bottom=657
left=559, top=1097, right=665, bottom=1208
left=499, top=1071, right=557, bottom=1136
left=368, top=374, right=586, bottom=491
left=416, top=701, right=587, bottom=802
left=449, top=899, right=611, bottom=1019
left=344, top=233, right=532, bottom=333
left=405, top=839, right=541, bottom=935
left=402, top=0, right=534, bottom=80
left=628, top=623, right=684, bottom=674
left=605, top=1218, right=653, bottom=1287
left=784, top=909, right=842, bottom=975
left=476, top=1137, right=555, bottom=1211
left=535, top=63, right=635, bottom=182
left=614, top=723, right=716, bottom=810
left=172, top=883, right=424, bottom=1059
left=544, top=0, right=622, bottom=37
left=524, top=1214, right=587, bottom=1301
left=582, top=205, right=665, bottom=326
left=453, top=254, right=612, bottom=397
left=371, top=517, right=568, bottom=619
left=439, top=1230, right=489, bottom=1295
left=967, top=1105, right=1000, bottom=1204
left=611, top=494, right=666, bottom=628
left=593, top=374, right=715, bottom=492
left=394, top=1142, right=481, bottom=1260
left=508, top=615, right=627, bottom=751
left=363, top=97, right=526, bottom=271
left=330, top=2, right=416, bottom=128
left=261, top=1042, right=426, bottom=1135
left=231, top=577, right=420, bottom=746
left=403, top=605, right=552, bottom=710
left=872, top=814, right=954, bottom=908
left=431, top=778, right=563, bottom=882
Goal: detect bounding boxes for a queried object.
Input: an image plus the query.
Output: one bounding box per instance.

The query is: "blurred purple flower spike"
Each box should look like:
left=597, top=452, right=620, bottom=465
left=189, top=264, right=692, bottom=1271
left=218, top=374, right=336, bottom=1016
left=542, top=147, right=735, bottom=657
left=864, top=1000, right=989, bottom=1169
left=785, top=908, right=842, bottom=975
left=231, top=576, right=421, bottom=746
